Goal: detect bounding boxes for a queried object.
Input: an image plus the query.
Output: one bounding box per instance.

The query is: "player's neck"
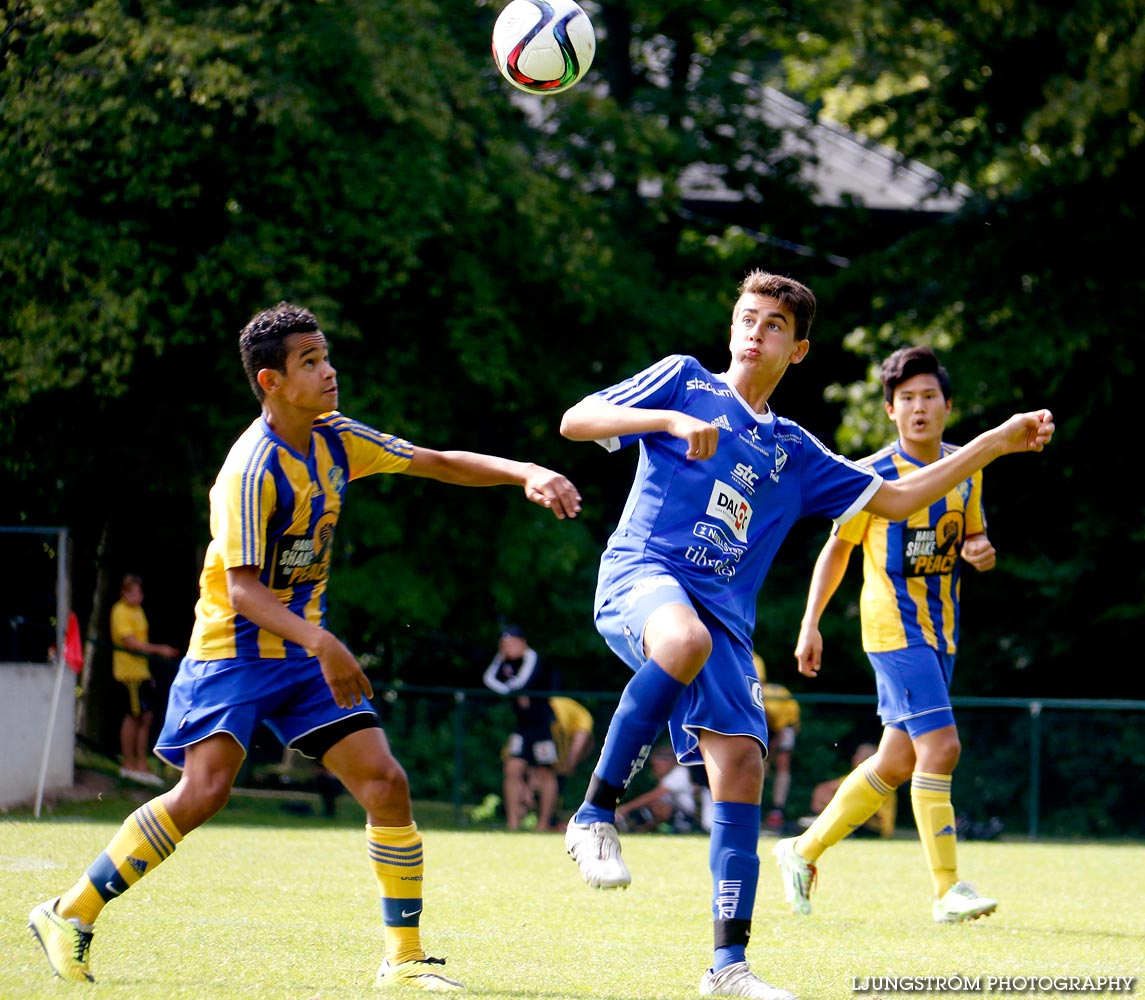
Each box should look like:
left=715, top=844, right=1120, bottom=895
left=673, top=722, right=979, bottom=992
left=263, top=405, right=316, bottom=456
left=898, top=437, right=943, bottom=464
left=721, top=368, right=776, bottom=416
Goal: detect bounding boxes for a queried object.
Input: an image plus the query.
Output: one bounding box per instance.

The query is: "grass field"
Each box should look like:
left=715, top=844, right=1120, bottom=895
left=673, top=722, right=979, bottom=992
left=1, top=789, right=1141, bottom=1000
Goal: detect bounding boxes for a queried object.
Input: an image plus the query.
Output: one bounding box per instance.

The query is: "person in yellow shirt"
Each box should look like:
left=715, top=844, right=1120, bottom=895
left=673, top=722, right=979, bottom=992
left=753, top=653, right=800, bottom=833
left=109, top=574, right=180, bottom=788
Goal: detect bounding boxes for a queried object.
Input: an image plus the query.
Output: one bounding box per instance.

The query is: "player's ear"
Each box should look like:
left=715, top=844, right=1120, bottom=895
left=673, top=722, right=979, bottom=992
left=257, top=368, right=280, bottom=395
left=789, top=339, right=810, bottom=365
left=885, top=400, right=896, bottom=421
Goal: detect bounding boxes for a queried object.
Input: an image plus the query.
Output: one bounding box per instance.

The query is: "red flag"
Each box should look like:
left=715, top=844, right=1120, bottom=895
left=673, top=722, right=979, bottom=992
left=64, top=612, right=83, bottom=674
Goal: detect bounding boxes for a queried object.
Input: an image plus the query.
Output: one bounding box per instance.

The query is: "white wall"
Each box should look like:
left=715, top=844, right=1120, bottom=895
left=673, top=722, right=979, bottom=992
left=0, top=662, right=75, bottom=808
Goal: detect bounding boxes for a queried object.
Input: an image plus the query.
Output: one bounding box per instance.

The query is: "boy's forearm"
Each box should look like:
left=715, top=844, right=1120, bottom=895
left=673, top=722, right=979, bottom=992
left=868, top=426, right=1005, bottom=521
left=560, top=397, right=671, bottom=441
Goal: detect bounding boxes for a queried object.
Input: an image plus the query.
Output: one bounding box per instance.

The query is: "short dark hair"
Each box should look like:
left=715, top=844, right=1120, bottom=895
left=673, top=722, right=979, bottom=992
left=880, top=345, right=952, bottom=404
left=239, top=302, right=320, bottom=402
left=736, top=270, right=818, bottom=341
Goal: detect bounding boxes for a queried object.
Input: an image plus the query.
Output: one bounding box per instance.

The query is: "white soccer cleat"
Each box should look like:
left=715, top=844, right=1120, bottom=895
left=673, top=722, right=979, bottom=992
left=772, top=837, right=816, bottom=916
left=933, top=881, right=997, bottom=923
left=700, top=961, right=797, bottom=1000
left=565, top=821, right=631, bottom=889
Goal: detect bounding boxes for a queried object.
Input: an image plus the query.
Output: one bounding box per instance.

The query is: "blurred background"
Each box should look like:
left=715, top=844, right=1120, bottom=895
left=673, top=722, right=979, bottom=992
left=2, top=0, right=1141, bottom=832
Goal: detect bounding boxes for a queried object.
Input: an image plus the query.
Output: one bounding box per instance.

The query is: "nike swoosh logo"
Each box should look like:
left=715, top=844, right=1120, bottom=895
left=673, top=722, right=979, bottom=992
left=401, top=908, right=422, bottom=918
left=105, top=882, right=123, bottom=897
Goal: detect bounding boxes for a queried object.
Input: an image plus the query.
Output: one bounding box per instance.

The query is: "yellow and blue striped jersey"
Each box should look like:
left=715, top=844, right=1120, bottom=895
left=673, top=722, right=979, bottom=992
left=834, top=441, right=986, bottom=654
left=188, top=412, right=413, bottom=660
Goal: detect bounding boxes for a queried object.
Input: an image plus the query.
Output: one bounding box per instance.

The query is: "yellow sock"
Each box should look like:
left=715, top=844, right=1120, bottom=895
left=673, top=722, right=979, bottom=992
left=911, top=771, right=958, bottom=897
left=796, top=761, right=894, bottom=862
left=368, top=823, right=425, bottom=965
left=59, top=799, right=183, bottom=925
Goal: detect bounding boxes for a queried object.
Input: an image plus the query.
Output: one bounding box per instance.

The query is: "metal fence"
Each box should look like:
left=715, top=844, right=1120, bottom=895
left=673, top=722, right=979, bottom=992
left=374, top=685, right=1145, bottom=840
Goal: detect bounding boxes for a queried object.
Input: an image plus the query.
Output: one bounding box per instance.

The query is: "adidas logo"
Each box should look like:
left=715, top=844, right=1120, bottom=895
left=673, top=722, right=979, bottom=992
left=126, top=855, right=149, bottom=875
left=936, top=824, right=957, bottom=837
left=711, top=414, right=733, bottom=432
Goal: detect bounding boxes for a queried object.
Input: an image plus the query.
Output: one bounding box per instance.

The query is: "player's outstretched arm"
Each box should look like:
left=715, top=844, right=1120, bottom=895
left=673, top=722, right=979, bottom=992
left=561, top=395, right=720, bottom=459
left=404, top=446, right=582, bottom=519
left=864, top=409, right=1054, bottom=523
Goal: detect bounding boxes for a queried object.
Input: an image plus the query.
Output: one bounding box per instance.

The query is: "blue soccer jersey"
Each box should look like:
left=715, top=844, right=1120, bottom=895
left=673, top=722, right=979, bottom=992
left=834, top=440, right=986, bottom=653
left=188, top=412, right=413, bottom=660
left=592, top=355, right=883, bottom=646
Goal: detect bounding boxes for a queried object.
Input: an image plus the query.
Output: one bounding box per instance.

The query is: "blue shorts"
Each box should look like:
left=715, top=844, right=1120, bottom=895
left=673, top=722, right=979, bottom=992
left=867, top=646, right=956, bottom=737
left=154, top=655, right=378, bottom=769
left=594, top=564, right=769, bottom=764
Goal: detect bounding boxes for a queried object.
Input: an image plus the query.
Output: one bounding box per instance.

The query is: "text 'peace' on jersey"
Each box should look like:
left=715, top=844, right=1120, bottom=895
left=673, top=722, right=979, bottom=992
left=834, top=441, right=985, bottom=653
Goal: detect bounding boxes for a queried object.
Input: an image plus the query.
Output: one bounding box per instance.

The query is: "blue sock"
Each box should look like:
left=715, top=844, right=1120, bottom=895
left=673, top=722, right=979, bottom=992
left=710, top=800, right=761, bottom=971
left=574, top=660, right=685, bottom=825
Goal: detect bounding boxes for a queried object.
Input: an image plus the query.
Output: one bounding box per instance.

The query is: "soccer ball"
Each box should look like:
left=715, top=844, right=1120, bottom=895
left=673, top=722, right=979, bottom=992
left=491, top=0, right=596, bottom=96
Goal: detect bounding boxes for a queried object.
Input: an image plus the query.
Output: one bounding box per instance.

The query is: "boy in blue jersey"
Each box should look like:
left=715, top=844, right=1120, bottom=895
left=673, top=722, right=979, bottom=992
left=28, top=302, right=582, bottom=989
left=559, top=271, right=1054, bottom=1000
left=775, top=345, right=1000, bottom=925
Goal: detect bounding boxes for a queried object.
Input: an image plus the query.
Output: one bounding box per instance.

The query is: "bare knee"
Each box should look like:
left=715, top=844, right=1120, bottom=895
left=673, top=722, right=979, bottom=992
left=164, top=773, right=233, bottom=831
left=347, top=756, right=411, bottom=819
left=645, top=610, right=713, bottom=682
left=702, top=734, right=764, bottom=802
left=915, top=729, right=961, bottom=774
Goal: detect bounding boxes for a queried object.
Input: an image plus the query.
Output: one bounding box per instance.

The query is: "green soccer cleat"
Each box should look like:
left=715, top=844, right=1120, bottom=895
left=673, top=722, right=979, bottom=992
left=933, top=881, right=998, bottom=923
left=376, top=956, right=463, bottom=991
left=28, top=897, right=95, bottom=983
left=772, top=838, right=816, bottom=916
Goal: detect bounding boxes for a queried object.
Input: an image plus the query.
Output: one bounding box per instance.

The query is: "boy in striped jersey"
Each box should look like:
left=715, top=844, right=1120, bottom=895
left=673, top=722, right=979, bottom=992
left=29, top=302, right=581, bottom=989
left=560, top=272, right=1052, bottom=1000
left=775, top=345, right=999, bottom=925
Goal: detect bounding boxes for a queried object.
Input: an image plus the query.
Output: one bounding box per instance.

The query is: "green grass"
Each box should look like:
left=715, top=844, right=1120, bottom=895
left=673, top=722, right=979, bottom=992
left=1, top=791, right=1141, bottom=1000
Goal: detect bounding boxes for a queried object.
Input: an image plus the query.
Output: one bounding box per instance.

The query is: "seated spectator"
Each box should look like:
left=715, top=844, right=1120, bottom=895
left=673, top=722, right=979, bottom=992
left=755, top=652, right=800, bottom=833
left=798, top=743, right=897, bottom=838
left=616, top=745, right=698, bottom=834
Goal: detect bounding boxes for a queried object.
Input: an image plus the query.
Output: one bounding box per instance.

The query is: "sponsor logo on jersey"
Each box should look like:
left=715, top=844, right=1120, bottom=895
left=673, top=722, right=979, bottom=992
left=732, top=461, right=760, bottom=495
left=749, top=676, right=766, bottom=712
left=684, top=542, right=738, bottom=577
left=711, top=413, right=733, bottom=432
left=706, top=480, right=752, bottom=542
left=328, top=466, right=346, bottom=495
left=738, top=424, right=771, bottom=457
left=692, top=522, right=745, bottom=561
left=272, top=511, right=337, bottom=588
left=902, top=512, right=964, bottom=576
left=686, top=377, right=735, bottom=397
left=770, top=443, right=788, bottom=483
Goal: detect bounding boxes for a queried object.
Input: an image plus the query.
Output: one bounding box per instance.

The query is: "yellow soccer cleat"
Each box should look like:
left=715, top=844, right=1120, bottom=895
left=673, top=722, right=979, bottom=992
left=28, top=897, right=95, bottom=983
left=377, top=956, right=463, bottom=992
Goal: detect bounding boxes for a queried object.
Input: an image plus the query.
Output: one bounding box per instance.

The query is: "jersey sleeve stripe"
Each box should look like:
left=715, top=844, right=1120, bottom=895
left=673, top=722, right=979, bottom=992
left=598, top=355, right=685, bottom=407
left=322, top=413, right=413, bottom=458
left=240, top=436, right=274, bottom=566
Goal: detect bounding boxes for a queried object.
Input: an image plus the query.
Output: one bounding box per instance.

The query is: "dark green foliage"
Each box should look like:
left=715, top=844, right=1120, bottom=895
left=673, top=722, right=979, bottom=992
left=1, top=0, right=1140, bottom=718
